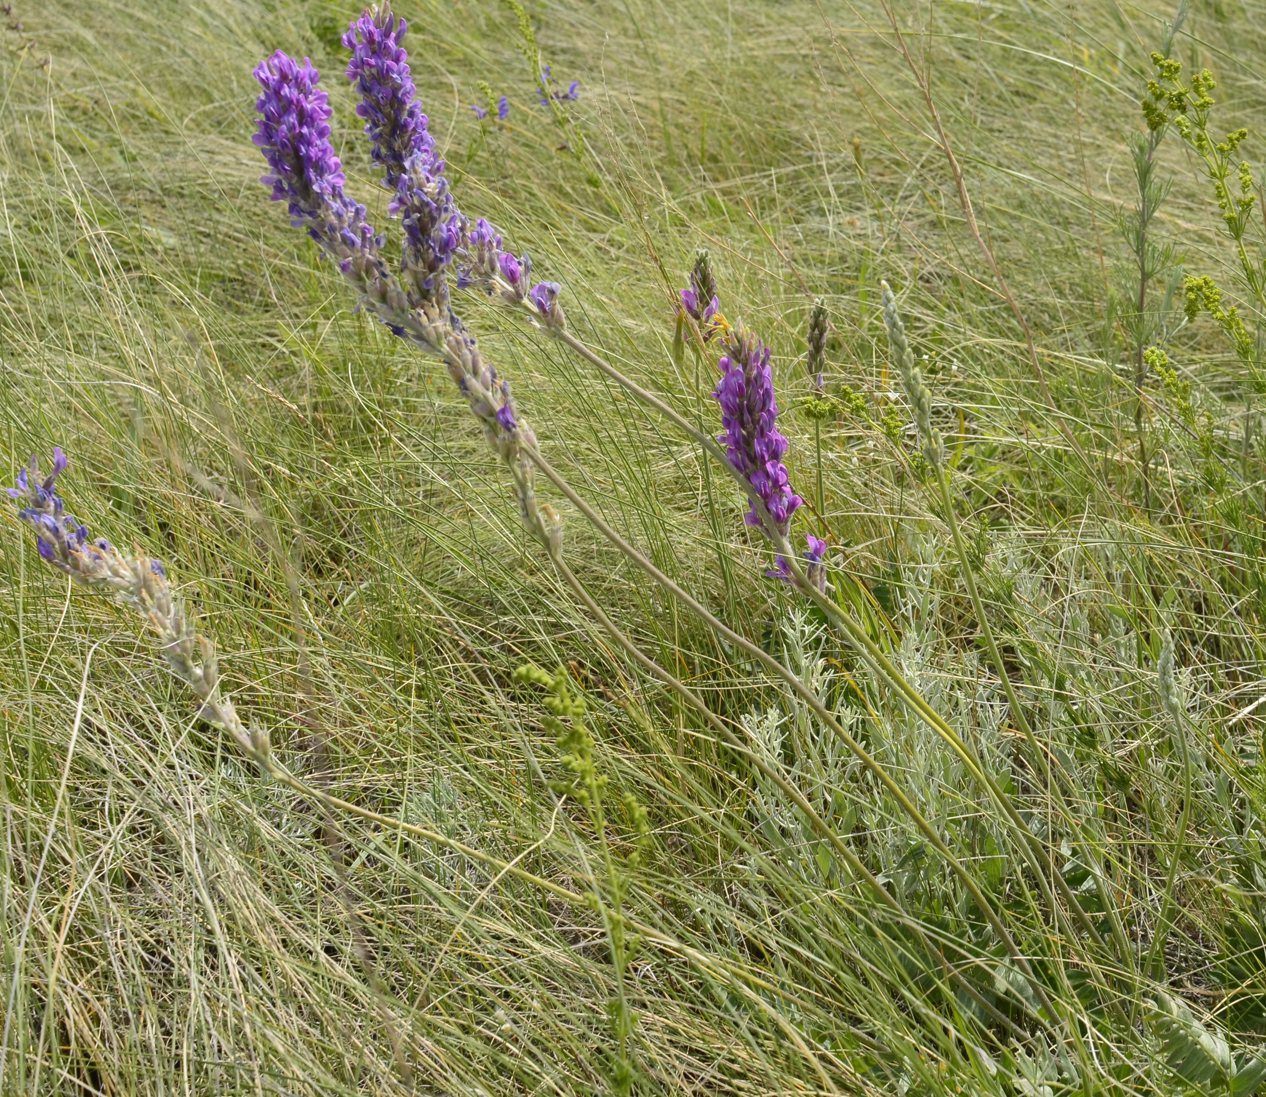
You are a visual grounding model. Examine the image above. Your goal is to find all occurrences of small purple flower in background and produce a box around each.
[537,64,580,106]
[680,287,722,335]
[472,94,511,123]
[715,328,802,536]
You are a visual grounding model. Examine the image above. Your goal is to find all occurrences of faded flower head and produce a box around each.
[679,251,726,340]
[715,327,802,536]
[805,298,829,394]
[9,449,263,759]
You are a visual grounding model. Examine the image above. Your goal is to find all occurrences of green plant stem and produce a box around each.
[523,309,1106,961]
[521,441,1065,1027]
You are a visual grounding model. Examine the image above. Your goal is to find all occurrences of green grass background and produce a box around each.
[3,0,1266,1093]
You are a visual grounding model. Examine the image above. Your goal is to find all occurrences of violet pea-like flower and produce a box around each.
[714,328,802,537]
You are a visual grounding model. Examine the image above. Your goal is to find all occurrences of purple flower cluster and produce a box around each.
[9,447,91,564]
[8,449,166,578]
[680,261,829,590]
[715,329,802,536]
[537,65,580,105]
[342,8,430,188]
[253,51,383,277]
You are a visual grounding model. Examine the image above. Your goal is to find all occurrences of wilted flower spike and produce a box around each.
[806,299,829,388]
[9,450,265,761]
[881,281,945,470]
[714,327,802,536]
[691,251,718,309]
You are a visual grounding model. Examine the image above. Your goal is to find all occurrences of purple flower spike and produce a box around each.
[343,4,431,190]
[714,328,802,536]
[253,51,383,272]
[497,96,510,120]
[343,4,465,307]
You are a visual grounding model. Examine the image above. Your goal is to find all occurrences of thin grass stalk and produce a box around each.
[504,292,1110,975]
[520,440,1066,1027]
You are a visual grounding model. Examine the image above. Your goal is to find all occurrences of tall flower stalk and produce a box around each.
[253,27,559,556]
[8,450,265,761]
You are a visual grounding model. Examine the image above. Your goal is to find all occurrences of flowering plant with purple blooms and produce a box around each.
[678,259,828,591]
[254,3,820,593]
[8,450,265,760]
[253,3,566,553]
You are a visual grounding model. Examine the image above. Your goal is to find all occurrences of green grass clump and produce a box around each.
[4,0,1266,1093]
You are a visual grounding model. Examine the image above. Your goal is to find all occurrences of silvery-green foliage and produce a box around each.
[742,609,855,880]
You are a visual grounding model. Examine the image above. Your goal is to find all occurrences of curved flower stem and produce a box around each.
[502,298,1109,961]
[520,440,1064,1026]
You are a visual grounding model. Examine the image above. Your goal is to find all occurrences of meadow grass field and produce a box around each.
[3,0,1266,1092]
